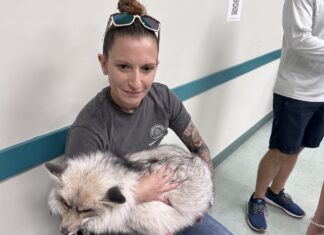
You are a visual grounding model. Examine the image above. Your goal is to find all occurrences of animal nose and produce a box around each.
[60,226,79,235]
[60,226,70,235]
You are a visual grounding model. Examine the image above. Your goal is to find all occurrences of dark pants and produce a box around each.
[177,213,233,235]
[269,93,324,154]
[83,213,233,235]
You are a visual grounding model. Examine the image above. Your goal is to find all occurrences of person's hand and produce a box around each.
[135,164,180,205]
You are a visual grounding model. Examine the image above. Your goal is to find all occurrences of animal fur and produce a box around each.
[45,144,213,235]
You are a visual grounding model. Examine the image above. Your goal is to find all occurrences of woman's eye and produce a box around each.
[117,64,130,70]
[142,65,155,72]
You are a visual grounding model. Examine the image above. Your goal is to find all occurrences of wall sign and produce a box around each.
[227,0,243,21]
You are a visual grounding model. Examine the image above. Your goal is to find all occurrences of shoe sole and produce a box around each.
[246,203,267,233]
[264,197,305,218]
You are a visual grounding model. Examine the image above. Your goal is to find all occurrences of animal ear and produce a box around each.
[44,162,66,180]
[105,186,126,204]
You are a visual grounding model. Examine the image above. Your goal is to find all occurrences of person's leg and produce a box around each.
[263,152,305,218]
[253,95,308,199]
[248,148,305,232]
[307,183,324,235]
[247,94,313,232]
[254,149,287,199]
[270,148,302,194]
[177,213,233,235]
[247,149,302,232]
[265,103,323,219]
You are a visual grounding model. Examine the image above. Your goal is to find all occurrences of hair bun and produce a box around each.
[118,0,147,15]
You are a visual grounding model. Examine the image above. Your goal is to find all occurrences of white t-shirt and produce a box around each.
[274,0,324,102]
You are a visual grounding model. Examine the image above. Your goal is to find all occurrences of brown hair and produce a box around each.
[118,0,146,15]
[103,0,159,58]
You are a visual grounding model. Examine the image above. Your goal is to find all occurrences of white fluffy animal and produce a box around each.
[45,144,213,235]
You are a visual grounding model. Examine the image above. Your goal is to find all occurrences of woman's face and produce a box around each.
[98,35,158,113]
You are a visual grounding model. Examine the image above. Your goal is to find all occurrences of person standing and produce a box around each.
[247,0,324,232]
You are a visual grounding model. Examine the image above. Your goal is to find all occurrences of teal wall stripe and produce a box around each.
[174,49,281,101]
[0,127,69,181]
[0,49,281,182]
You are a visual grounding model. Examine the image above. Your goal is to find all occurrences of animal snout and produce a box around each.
[60,226,78,235]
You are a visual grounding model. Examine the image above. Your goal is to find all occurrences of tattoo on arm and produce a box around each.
[181,121,213,172]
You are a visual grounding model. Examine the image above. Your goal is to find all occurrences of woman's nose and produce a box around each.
[128,70,141,90]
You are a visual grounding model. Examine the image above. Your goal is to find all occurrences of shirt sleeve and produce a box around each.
[283,0,324,63]
[162,86,191,136]
[65,125,104,158]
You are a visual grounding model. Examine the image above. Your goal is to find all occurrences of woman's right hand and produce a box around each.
[135,164,180,205]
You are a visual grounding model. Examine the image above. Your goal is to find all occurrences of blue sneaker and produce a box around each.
[265,187,305,218]
[247,194,267,233]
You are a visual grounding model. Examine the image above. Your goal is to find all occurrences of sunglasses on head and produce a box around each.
[108,12,160,35]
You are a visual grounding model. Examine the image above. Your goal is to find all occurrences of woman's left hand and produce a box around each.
[135,164,180,204]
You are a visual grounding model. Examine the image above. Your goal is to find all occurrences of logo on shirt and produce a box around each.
[150,124,167,140]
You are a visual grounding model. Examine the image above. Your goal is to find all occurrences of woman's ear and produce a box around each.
[98,53,109,75]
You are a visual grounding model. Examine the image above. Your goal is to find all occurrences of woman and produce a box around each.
[65,0,232,234]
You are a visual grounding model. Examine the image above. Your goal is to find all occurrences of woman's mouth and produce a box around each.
[123,90,142,97]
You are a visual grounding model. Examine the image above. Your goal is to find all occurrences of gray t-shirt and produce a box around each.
[65,82,191,158]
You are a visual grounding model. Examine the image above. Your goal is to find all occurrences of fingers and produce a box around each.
[137,164,181,204]
[157,164,175,179]
[160,183,179,194]
[143,171,150,176]
[162,169,175,182]
[156,164,182,191]
[157,194,170,205]
[157,164,168,177]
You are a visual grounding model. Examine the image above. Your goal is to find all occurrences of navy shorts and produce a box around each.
[269,93,324,154]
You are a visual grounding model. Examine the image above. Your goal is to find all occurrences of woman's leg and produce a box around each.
[177,213,233,235]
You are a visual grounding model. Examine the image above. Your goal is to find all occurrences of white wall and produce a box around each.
[0,0,282,149]
[0,0,283,234]
[0,158,62,234]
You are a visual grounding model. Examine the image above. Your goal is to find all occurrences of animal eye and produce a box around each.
[60,198,70,209]
[77,208,93,213]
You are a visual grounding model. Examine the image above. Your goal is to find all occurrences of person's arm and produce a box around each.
[180,120,213,173]
[284,0,324,62]
[135,121,213,205]
[307,182,324,235]
[180,120,214,210]
[135,84,212,204]
[156,84,213,171]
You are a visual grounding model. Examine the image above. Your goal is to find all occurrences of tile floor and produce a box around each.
[210,120,324,235]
